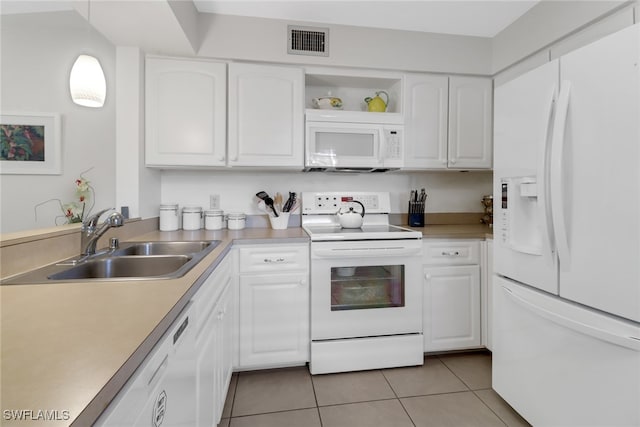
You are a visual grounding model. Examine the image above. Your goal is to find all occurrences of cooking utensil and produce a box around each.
[283,192,297,212]
[336,200,365,228]
[256,191,279,217]
[274,192,283,212]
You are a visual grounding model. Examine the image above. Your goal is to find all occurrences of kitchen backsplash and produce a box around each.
[160,170,493,216]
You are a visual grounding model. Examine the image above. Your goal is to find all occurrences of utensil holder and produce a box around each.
[268,212,290,230]
[408,202,425,227]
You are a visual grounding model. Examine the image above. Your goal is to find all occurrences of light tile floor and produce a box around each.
[218,351,531,427]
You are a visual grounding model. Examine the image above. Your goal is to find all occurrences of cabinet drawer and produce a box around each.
[239,244,309,273]
[423,240,480,265]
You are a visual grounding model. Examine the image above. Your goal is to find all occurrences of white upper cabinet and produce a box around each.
[403,74,449,169]
[448,76,493,169]
[145,56,227,167]
[228,63,304,168]
[403,74,492,170]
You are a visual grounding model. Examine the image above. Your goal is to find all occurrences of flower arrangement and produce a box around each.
[34,168,95,225]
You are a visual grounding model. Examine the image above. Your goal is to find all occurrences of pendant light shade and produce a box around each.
[70,54,106,108]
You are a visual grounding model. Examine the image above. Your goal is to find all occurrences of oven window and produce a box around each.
[331,265,404,311]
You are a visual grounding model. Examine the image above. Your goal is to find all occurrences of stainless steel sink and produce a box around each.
[48,255,193,280]
[1,240,221,285]
[112,241,213,256]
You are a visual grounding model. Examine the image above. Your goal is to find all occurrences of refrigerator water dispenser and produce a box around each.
[500,177,542,256]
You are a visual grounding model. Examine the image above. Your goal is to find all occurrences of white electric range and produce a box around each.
[301,192,424,374]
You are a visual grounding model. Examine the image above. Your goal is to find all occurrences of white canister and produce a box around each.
[159,203,179,231]
[204,209,224,230]
[182,206,203,230]
[226,212,246,230]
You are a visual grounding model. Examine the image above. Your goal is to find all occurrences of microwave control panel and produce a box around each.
[384,129,402,160]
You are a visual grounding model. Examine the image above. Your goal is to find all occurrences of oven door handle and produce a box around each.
[313,246,421,258]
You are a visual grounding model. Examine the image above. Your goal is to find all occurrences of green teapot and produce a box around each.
[364,90,389,112]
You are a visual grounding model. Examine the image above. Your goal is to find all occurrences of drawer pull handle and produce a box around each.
[441,251,460,256]
[263,257,285,263]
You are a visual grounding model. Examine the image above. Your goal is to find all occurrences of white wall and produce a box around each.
[197,14,493,76]
[492,1,627,73]
[115,47,161,220]
[160,170,492,216]
[493,1,637,86]
[0,11,117,233]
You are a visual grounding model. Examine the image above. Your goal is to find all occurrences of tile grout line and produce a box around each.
[380,368,417,427]
[227,372,240,422]
[436,355,474,391]
[471,389,509,427]
[437,354,512,427]
[308,365,325,427]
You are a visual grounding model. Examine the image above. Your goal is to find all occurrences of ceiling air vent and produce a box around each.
[288,25,329,57]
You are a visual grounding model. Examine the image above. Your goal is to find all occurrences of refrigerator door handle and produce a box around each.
[540,88,557,263]
[549,81,571,269]
[502,285,640,351]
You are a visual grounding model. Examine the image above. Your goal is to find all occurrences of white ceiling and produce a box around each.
[192,0,540,38]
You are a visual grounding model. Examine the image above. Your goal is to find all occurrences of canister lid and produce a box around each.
[205,209,224,216]
[226,212,246,220]
[182,205,202,213]
[160,203,179,210]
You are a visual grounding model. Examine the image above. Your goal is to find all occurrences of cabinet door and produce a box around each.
[424,265,481,351]
[195,307,220,427]
[403,74,449,169]
[194,258,233,427]
[448,76,493,169]
[228,63,304,167]
[239,273,309,368]
[145,57,227,167]
[216,283,233,424]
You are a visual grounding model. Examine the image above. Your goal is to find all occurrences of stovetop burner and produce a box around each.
[301,192,422,241]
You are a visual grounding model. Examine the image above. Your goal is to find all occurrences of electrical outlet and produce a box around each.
[210,194,220,209]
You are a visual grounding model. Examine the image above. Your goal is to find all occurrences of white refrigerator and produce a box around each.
[493,23,640,426]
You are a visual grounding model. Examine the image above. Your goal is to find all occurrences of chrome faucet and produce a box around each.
[80,208,125,256]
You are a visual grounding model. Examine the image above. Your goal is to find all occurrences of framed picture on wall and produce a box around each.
[0,112,61,175]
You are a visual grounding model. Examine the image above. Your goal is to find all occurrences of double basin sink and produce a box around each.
[2,241,221,285]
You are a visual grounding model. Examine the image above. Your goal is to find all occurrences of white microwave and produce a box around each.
[305,111,404,172]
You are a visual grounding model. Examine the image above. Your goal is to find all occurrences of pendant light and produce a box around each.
[69,0,106,108]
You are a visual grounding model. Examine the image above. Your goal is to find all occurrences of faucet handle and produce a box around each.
[82,208,112,228]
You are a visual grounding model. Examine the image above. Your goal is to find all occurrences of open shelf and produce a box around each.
[305,70,403,114]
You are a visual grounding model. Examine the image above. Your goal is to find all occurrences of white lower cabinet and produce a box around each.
[193,256,233,427]
[237,244,309,369]
[95,304,197,427]
[423,240,482,352]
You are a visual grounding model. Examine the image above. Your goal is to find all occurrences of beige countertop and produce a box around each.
[410,224,493,240]
[0,224,489,426]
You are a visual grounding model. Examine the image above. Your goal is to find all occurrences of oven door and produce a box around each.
[310,239,423,340]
